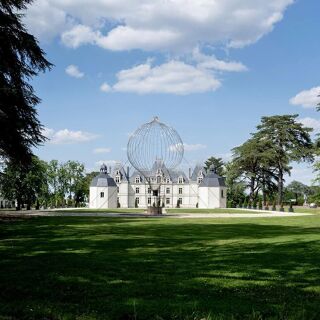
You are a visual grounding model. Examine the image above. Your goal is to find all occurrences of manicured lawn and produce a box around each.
[54,208,145,214]
[167,208,261,214]
[0,216,320,319]
[290,207,320,214]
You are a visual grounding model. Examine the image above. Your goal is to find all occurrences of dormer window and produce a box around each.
[115,170,120,175]
[115,176,120,183]
[166,178,170,183]
[178,177,184,184]
[197,177,203,184]
[157,176,161,183]
[135,176,141,183]
[199,171,203,177]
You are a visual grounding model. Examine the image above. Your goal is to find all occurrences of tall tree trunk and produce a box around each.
[250,177,255,201]
[16,199,21,211]
[277,167,283,205]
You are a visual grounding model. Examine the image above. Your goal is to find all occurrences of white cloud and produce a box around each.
[65,65,84,78]
[93,147,112,154]
[184,143,207,151]
[299,117,320,133]
[100,82,112,92]
[290,86,320,108]
[25,0,293,52]
[112,60,220,94]
[42,127,55,139]
[193,48,248,72]
[61,24,98,48]
[170,143,207,152]
[24,0,68,41]
[95,160,119,169]
[43,127,98,144]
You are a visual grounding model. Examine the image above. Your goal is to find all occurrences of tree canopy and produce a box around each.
[204,157,225,176]
[255,114,314,204]
[0,0,52,163]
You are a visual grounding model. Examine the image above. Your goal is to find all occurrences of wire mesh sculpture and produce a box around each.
[127,116,184,213]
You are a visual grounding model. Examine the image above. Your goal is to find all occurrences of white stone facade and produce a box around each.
[89,163,227,209]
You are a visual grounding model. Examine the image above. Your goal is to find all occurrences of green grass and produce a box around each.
[53,208,145,214]
[0,216,320,320]
[289,207,320,214]
[167,208,261,214]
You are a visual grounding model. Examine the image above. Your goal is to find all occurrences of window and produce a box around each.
[136,187,140,194]
[197,177,203,184]
[221,189,224,198]
[148,188,151,194]
[117,187,119,192]
[178,187,183,194]
[166,187,170,194]
[100,192,104,198]
[178,177,183,184]
[147,197,151,205]
[166,178,170,183]
[115,170,120,175]
[157,176,161,183]
[166,198,170,204]
[135,197,140,204]
[135,176,140,183]
[179,197,183,204]
[115,176,120,183]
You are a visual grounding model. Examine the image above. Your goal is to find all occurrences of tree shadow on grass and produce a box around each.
[0,217,320,319]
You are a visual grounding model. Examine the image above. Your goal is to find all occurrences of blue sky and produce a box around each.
[26,0,320,184]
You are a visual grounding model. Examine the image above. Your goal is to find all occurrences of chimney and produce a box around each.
[189,168,191,179]
[127,166,130,179]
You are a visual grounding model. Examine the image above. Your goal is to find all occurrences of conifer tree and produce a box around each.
[0,0,52,163]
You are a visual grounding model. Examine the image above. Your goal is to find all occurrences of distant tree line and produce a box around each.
[0,157,96,210]
[206,114,320,208]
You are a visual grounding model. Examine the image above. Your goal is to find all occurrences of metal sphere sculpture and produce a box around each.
[127,116,184,191]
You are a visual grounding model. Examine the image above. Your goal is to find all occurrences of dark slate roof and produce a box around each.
[129,170,145,183]
[199,170,226,188]
[190,164,205,181]
[90,172,117,187]
[111,163,129,182]
[128,162,190,184]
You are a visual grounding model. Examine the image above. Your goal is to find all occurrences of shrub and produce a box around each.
[253,199,257,209]
[288,202,294,212]
[279,202,284,212]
